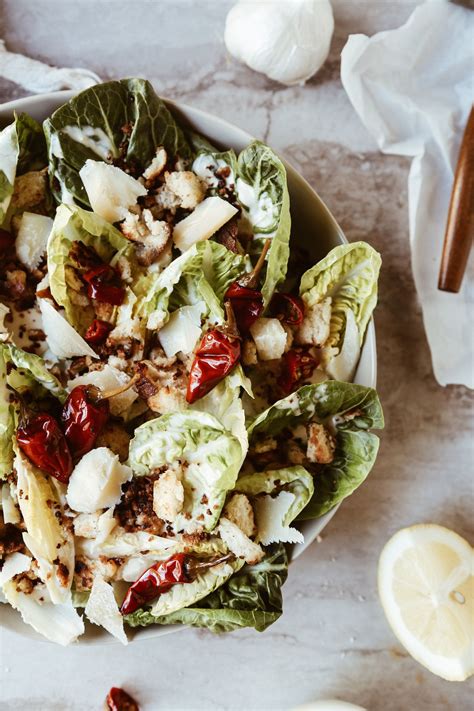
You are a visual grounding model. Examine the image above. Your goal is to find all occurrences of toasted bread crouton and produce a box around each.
[306,422,336,464]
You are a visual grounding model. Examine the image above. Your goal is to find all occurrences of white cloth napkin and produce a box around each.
[341,0,474,388]
[0,40,99,93]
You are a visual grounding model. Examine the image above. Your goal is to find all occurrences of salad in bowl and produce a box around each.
[0,79,383,645]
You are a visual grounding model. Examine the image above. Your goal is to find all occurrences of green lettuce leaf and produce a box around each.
[43,78,192,207]
[47,203,134,333]
[0,344,66,479]
[199,240,250,302]
[299,242,381,379]
[236,141,291,306]
[0,112,47,226]
[127,411,243,531]
[236,466,314,525]
[125,544,287,633]
[247,381,383,518]
[298,428,380,519]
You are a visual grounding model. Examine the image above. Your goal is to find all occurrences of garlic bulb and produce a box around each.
[224,0,334,86]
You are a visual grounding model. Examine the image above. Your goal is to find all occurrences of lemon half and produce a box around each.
[378,524,473,681]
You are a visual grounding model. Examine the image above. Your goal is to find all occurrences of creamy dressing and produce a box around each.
[192,153,235,189]
[62,125,116,161]
[56,176,76,205]
[49,133,64,159]
[236,177,278,236]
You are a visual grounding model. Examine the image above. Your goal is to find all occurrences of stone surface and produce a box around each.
[0,1,472,710]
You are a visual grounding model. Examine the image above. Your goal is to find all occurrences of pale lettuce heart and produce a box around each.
[15,453,74,603]
[299,241,381,378]
[128,412,242,532]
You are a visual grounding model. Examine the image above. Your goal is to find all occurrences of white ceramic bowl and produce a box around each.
[0,92,377,643]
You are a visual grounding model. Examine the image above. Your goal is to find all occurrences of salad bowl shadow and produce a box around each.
[0,92,376,644]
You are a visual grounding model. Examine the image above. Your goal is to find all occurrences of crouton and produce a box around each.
[296,298,332,347]
[165,171,206,210]
[242,338,258,366]
[143,146,167,181]
[249,317,288,361]
[10,169,48,212]
[224,494,256,538]
[153,468,184,522]
[218,517,264,565]
[306,422,336,464]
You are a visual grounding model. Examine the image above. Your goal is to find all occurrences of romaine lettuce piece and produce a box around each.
[47,203,134,333]
[236,465,314,525]
[247,381,384,518]
[0,112,47,227]
[236,141,291,305]
[15,452,75,603]
[199,240,251,302]
[128,411,243,532]
[44,78,192,207]
[125,544,287,633]
[299,242,381,381]
[0,344,66,479]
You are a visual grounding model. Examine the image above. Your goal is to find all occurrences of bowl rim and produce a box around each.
[0,89,377,645]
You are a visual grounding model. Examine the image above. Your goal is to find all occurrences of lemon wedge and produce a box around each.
[378,524,473,681]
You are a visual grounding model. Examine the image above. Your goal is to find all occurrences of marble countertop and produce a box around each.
[0,1,472,709]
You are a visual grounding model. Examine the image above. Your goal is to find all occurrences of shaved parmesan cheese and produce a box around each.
[79,160,147,223]
[39,299,98,359]
[254,491,304,545]
[173,196,238,253]
[0,552,31,586]
[158,302,205,357]
[218,517,263,564]
[15,212,53,270]
[325,309,361,382]
[77,528,177,559]
[66,448,132,513]
[1,483,20,524]
[2,582,84,646]
[67,364,137,417]
[85,576,128,645]
[97,508,118,546]
[250,317,287,361]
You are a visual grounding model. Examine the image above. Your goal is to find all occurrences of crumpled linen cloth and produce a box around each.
[341,0,474,388]
[0,40,99,93]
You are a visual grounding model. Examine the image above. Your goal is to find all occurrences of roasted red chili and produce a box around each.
[224,239,271,334]
[186,329,240,403]
[224,282,263,333]
[61,385,110,458]
[270,293,305,326]
[16,413,73,483]
[120,553,233,616]
[106,687,139,711]
[84,318,114,345]
[278,347,317,395]
[82,264,125,305]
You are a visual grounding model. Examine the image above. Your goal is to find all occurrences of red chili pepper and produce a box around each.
[106,687,139,711]
[0,228,15,251]
[120,553,233,616]
[224,239,271,334]
[278,347,317,395]
[186,323,241,404]
[16,413,73,483]
[84,319,114,345]
[61,385,109,458]
[82,264,125,305]
[270,293,305,326]
[224,282,263,333]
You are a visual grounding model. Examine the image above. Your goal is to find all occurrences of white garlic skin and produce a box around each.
[224,0,335,86]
